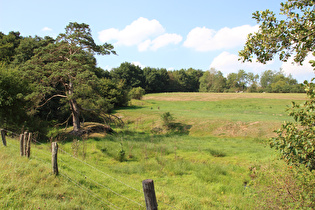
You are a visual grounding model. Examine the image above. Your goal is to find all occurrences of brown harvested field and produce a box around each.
[143,92,307,101]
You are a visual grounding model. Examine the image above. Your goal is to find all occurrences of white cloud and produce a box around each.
[210,51,274,75]
[138,39,152,52]
[281,54,315,81]
[210,51,315,82]
[98,17,182,51]
[138,33,182,51]
[98,28,119,43]
[131,61,146,69]
[150,33,182,51]
[41,27,52,31]
[183,25,259,51]
[98,17,165,46]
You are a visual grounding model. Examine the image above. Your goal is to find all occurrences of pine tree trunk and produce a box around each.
[70,99,80,132]
[68,80,80,132]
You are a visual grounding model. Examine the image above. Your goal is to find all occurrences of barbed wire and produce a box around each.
[0,127,20,137]
[58,158,145,208]
[2,128,178,209]
[33,139,44,145]
[27,147,121,209]
[59,172,119,210]
[157,198,179,209]
[31,151,53,169]
[58,147,142,193]
[2,138,121,209]
[23,140,144,208]
[58,150,177,209]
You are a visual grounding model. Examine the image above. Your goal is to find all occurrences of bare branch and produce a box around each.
[37,94,67,108]
[76,104,101,112]
[54,115,72,128]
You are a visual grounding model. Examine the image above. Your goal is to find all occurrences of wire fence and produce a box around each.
[0,128,178,209]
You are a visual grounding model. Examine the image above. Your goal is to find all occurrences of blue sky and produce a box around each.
[1,0,314,82]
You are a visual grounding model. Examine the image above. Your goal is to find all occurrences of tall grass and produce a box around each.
[0,139,108,209]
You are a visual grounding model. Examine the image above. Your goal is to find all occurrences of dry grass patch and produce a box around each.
[143,92,307,102]
[212,121,279,138]
[189,119,282,138]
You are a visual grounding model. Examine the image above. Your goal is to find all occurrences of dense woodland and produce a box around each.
[0,26,306,136]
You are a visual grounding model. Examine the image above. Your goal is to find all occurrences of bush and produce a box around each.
[129,87,145,100]
[270,80,315,171]
[161,112,175,130]
[117,143,126,162]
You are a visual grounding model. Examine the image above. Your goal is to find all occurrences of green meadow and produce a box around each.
[1,93,312,209]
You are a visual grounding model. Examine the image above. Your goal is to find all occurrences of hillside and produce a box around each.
[1,93,313,209]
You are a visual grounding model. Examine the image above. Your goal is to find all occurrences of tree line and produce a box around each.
[0,22,305,137]
[110,62,304,93]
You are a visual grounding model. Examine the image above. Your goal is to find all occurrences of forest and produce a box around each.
[0,25,305,137]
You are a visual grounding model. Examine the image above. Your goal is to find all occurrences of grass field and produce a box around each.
[0,93,312,209]
[119,92,306,137]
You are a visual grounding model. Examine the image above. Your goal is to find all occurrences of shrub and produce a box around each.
[129,87,145,100]
[161,112,175,130]
[270,81,315,171]
[117,143,126,162]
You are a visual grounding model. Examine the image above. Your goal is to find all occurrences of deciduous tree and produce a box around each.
[110,62,144,90]
[239,0,315,170]
[199,68,226,92]
[0,66,30,130]
[239,0,315,65]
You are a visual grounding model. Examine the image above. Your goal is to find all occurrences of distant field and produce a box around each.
[143,92,307,101]
[119,92,306,138]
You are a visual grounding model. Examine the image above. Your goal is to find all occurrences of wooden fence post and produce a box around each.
[26,132,32,158]
[52,142,59,175]
[20,134,24,156]
[142,179,158,210]
[23,132,28,155]
[1,129,7,146]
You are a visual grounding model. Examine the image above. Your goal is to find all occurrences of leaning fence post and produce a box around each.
[52,142,59,175]
[20,134,24,156]
[142,179,158,210]
[1,129,7,146]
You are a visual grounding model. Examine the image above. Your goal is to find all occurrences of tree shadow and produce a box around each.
[111,105,145,113]
[165,123,192,135]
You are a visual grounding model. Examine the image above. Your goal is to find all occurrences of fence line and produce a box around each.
[32,139,44,145]
[3,131,178,209]
[0,128,20,138]
[5,139,122,209]
[58,158,145,208]
[30,151,119,209]
[58,147,142,193]
[12,139,144,208]
[59,172,119,210]
[13,136,138,192]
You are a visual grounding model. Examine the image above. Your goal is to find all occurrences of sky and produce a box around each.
[0,0,314,82]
